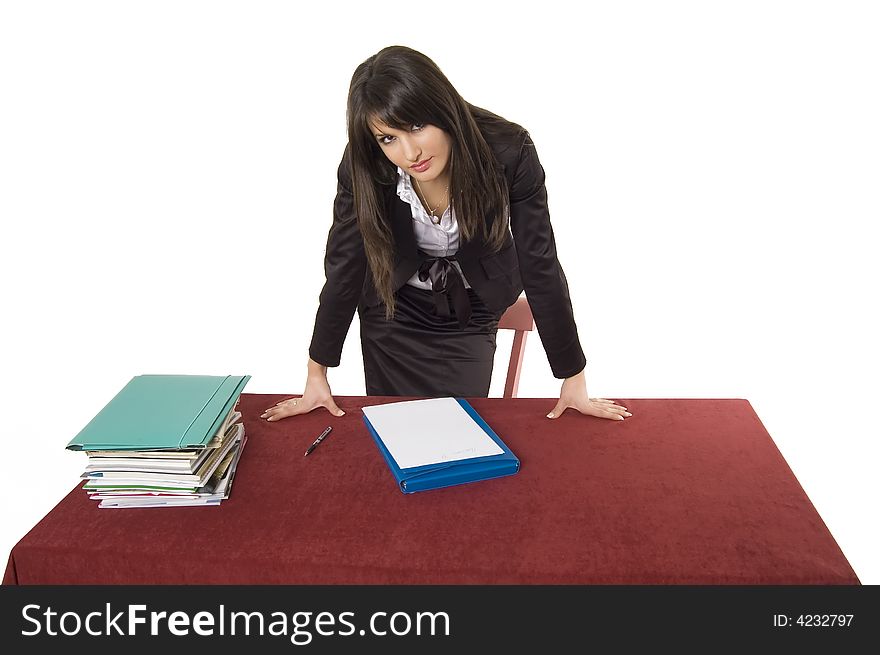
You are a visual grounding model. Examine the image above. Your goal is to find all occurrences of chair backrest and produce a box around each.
[497,296,535,398]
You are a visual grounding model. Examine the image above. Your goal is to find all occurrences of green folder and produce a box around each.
[66,374,251,451]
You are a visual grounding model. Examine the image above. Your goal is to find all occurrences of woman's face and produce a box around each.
[369,118,452,183]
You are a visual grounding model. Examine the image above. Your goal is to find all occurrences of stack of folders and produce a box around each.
[66,374,251,508]
[362,397,520,494]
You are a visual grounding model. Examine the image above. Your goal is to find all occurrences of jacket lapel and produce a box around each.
[387,189,421,289]
[456,162,507,261]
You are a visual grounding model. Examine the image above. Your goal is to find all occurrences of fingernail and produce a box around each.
[547,413,554,418]
[617,415,624,420]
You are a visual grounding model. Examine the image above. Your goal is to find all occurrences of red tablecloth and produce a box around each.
[3,395,859,584]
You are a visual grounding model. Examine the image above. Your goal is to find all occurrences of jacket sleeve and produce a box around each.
[509,132,587,379]
[308,143,368,367]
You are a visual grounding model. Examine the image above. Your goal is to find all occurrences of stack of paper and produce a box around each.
[66,374,251,508]
[81,411,246,507]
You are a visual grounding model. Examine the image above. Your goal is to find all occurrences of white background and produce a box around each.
[1,1,877,583]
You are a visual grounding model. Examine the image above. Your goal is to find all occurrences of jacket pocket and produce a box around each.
[480,243,519,279]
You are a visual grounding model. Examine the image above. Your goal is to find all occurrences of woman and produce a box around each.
[262,46,630,423]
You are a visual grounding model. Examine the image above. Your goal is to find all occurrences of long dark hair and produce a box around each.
[346,45,513,318]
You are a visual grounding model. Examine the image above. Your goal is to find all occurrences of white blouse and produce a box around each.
[396,166,472,290]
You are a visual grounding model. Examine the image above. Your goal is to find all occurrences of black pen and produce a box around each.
[304,426,333,457]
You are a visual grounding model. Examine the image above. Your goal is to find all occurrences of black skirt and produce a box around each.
[358,283,504,397]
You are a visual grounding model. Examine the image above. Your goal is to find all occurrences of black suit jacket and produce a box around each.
[308,122,586,379]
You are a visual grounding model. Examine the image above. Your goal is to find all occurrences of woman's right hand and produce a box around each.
[260,359,345,421]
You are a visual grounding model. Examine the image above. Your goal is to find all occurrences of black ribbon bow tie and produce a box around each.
[416,251,472,329]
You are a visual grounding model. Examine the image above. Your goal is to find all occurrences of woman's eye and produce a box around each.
[379,124,424,145]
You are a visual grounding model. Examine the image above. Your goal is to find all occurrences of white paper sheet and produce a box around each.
[362,397,503,469]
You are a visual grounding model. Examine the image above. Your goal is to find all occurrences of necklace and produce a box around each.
[413,175,449,225]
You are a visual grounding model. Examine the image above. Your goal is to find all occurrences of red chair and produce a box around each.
[497,296,535,398]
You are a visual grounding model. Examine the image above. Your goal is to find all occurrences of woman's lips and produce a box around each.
[411,158,432,172]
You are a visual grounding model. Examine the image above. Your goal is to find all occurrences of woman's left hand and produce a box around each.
[546,370,631,421]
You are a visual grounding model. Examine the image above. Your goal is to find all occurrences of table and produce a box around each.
[3,395,859,584]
